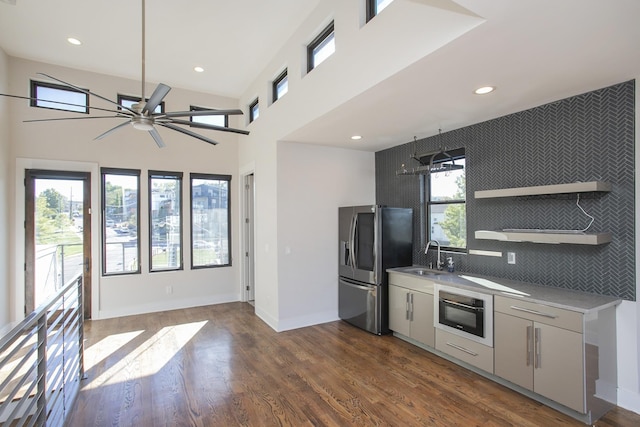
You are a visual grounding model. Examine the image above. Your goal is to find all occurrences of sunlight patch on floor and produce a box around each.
[82,321,207,390]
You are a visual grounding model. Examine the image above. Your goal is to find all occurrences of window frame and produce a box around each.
[190,173,232,269]
[425,148,467,252]
[30,80,89,114]
[366,0,394,22]
[272,69,288,103]
[117,94,165,113]
[249,98,259,123]
[189,105,229,128]
[101,167,141,276]
[307,21,335,73]
[148,170,184,273]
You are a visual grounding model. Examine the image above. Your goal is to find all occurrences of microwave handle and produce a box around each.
[442,298,483,311]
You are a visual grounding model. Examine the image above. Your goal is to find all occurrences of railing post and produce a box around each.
[36,313,48,427]
[78,276,86,380]
[60,244,65,289]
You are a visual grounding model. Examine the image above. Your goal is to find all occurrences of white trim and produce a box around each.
[14,158,100,321]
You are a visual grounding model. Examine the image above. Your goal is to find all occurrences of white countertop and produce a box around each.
[387,266,622,314]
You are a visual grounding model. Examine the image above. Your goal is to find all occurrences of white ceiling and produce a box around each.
[0,0,320,98]
[1,0,639,152]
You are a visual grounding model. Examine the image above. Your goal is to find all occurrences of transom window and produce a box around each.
[149,171,183,272]
[30,80,89,113]
[249,98,259,123]
[273,69,288,103]
[117,94,164,113]
[190,106,228,128]
[190,173,231,268]
[366,0,394,22]
[425,148,466,251]
[307,21,335,72]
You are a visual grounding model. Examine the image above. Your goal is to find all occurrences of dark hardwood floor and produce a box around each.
[67,302,639,426]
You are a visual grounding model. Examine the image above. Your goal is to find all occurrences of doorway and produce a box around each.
[243,173,255,304]
[25,170,92,318]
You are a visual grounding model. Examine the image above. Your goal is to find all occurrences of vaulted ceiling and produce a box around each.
[1,0,639,152]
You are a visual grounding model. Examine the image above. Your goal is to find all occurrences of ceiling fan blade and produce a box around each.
[37,72,137,114]
[168,118,250,135]
[0,93,131,115]
[160,109,244,118]
[142,83,171,115]
[158,123,219,146]
[24,115,129,123]
[94,120,131,141]
[148,127,166,148]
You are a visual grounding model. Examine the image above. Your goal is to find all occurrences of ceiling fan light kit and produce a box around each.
[0,0,249,148]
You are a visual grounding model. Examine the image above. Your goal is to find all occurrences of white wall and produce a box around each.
[237,0,479,331]
[0,47,10,328]
[616,75,640,413]
[276,142,374,330]
[7,57,243,320]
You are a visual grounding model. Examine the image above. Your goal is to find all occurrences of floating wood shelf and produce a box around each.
[474,181,611,199]
[474,230,612,245]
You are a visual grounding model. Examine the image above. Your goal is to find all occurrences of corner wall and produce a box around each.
[0,47,9,328]
[7,57,243,321]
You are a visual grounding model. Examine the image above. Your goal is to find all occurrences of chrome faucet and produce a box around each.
[425,240,443,270]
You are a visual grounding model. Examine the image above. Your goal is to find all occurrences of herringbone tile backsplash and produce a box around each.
[376,80,635,300]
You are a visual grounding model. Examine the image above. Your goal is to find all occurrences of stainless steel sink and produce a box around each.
[401,267,444,277]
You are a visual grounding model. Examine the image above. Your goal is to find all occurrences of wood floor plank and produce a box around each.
[66,302,639,426]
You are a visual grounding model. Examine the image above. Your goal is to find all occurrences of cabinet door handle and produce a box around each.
[409,293,414,321]
[534,327,541,369]
[526,325,533,366]
[405,293,410,320]
[446,342,478,356]
[510,305,557,319]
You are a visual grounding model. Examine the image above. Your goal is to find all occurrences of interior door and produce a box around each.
[25,170,92,318]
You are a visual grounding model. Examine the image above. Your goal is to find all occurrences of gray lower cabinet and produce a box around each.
[388,282,434,348]
[494,311,584,413]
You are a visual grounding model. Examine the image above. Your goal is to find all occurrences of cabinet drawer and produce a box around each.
[436,329,494,373]
[388,273,435,294]
[494,296,583,333]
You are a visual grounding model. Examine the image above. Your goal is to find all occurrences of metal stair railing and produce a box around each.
[0,274,84,427]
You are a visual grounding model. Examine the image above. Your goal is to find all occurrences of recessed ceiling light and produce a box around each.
[67,37,82,46]
[474,86,495,95]
[194,66,204,73]
[351,135,362,140]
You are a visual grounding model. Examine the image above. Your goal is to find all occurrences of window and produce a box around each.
[272,69,288,102]
[30,80,89,113]
[190,173,231,268]
[149,171,183,272]
[249,98,259,123]
[366,0,394,22]
[117,94,164,113]
[190,106,228,128]
[307,21,335,72]
[102,168,141,275]
[426,149,466,251]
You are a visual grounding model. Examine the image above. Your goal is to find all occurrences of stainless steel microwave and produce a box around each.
[435,284,494,347]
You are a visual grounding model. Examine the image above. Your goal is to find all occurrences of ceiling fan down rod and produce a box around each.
[141,0,146,104]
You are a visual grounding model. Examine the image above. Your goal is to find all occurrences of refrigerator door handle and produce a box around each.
[349,214,357,270]
[339,278,375,291]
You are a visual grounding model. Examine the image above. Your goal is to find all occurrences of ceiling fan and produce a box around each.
[0,0,249,148]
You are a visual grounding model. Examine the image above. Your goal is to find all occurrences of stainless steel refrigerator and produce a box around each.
[338,205,413,334]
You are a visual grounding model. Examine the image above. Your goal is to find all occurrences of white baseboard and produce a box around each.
[618,387,640,415]
[96,293,239,319]
[275,311,339,332]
